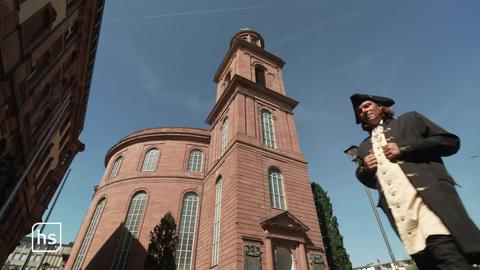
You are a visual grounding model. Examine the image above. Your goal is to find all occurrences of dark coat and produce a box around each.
[355,111,480,261]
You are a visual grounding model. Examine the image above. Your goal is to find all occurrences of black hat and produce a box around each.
[350,93,395,124]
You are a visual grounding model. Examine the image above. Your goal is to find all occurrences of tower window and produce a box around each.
[72,198,106,270]
[109,156,123,179]
[221,118,229,154]
[141,148,160,171]
[261,110,276,149]
[269,169,286,210]
[250,36,259,46]
[255,66,266,87]
[211,177,223,266]
[225,71,231,85]
[112,191,148,270]
[176,193,199,270]
[187,149,203,172]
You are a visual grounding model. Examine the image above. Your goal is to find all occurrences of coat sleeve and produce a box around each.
[395,111,460,158]
[355,139,378,189]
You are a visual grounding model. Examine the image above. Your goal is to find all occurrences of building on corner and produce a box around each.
[0,0,104,264]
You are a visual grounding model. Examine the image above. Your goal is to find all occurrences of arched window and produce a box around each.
[261,110,276,149]
[225,71,231,85]
[72,198,106,270]
[112,191,148,270]
[110,156,123,179]
[176,193,199,270]
[269,169,286,210]
[211,177,222,266]
[255,65,266,87]
[187,149,203,172]
[221,118,229,154]
[141,148,160,171]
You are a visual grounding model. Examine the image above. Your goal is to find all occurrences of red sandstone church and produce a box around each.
[65,29,329,270]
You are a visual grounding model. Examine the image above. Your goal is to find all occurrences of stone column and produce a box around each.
[265,231,274,270]
[297,242,309,270]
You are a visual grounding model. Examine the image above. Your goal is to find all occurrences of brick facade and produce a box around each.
[66,29,328,270]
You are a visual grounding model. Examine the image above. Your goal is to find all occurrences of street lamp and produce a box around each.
[343,145,398,269]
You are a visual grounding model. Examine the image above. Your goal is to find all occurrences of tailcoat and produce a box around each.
[355,111,480,261]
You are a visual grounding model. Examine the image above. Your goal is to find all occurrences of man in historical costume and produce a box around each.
[350,93,480,269]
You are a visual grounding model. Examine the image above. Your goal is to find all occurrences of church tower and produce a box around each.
[196,28,328,270]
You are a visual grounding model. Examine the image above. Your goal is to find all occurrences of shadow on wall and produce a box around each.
[84,223,147,270]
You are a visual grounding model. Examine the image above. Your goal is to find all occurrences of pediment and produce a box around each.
[261,211,310,233]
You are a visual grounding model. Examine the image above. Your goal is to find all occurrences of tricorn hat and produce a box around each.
[350,93,395,124]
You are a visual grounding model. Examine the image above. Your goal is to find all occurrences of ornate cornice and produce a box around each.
[206,75,298,125]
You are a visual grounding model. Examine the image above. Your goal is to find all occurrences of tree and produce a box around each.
[311,182,352,270]
[144,212,177,270]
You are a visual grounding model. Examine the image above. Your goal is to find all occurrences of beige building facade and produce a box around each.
[66,29,328,270]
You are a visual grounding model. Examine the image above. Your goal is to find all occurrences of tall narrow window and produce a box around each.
[261,110,276,149]
[110,156,123,179]
[187,149,203,172]
[141,148,159,171]
[111,191,148,270]
[221,119,229,154]
[72,198,106,270]
[255,66,266,87]
[269,169,286,210]
[225,71,231,85]
[211,177,222,266]
[176,193,199,270]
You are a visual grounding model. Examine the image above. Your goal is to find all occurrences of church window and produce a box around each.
[211,177,223,266]
[221,118,229,154]
[109,156,123,179]
[269,169,286,210]
[250,36,259,46]
[176,193,199,270]
[72,198,106,270]
[255,65,266,87]
[141,148,159,171]
[187,149,203,172]
[225,71,231,85]
[112,191,147,270]
[261,110,276,149]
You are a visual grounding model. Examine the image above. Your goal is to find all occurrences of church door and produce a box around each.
[275,247,295,270]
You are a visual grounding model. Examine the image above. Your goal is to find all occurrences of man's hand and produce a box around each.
[383,143,401,160]
[363,152,378,172]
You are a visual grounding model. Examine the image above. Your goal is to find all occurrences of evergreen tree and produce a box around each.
[144,212,177,270]
[311,182,352,270]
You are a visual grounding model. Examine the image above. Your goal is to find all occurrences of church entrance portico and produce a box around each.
[262,211,313,270]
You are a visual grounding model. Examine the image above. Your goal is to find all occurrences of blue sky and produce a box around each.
[43,0,480,267]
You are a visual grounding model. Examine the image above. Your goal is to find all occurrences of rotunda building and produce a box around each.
[67,127,210,270]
